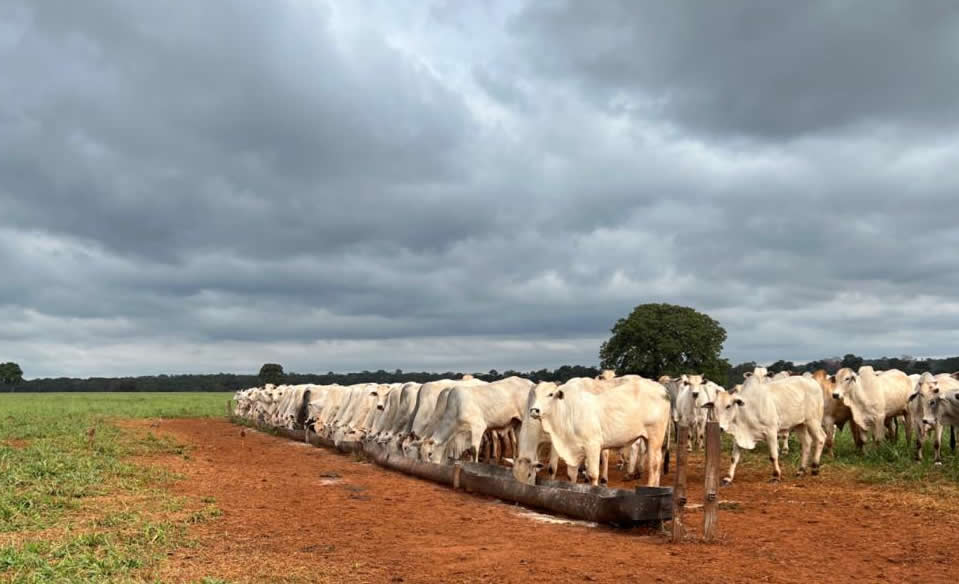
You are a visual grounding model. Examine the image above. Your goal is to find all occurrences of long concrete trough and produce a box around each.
[232,412,672,527]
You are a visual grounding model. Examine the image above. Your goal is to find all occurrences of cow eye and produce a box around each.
[546,393,553,397]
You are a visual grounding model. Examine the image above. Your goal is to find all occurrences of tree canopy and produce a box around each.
[599,303,730,382]
[258,363,285,385]
[1,362,24,390]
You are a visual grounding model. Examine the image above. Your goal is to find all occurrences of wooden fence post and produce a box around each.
[671,425,688,543]
[703,414,721,542]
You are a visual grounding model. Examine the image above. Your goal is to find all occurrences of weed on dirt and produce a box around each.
[0,392,232,583]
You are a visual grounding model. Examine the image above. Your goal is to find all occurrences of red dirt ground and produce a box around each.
[134,419,959,583]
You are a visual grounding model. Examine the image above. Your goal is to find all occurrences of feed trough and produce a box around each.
[457,462,672,526]
[367,447,456,487]
[231,409,672,527]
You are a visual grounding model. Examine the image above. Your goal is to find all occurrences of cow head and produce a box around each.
[831,368,859,401]
[701,390,741,432]
[510,457,544,485]
[528,382,562,420]
[909,373,942,430]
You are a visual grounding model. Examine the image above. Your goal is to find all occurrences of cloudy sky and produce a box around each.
[3,1,959,378]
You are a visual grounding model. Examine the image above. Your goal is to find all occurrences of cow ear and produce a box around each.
[908,392,920,402]
[734,398,745,407]
[828,374,836,383]
[554,390,564,400]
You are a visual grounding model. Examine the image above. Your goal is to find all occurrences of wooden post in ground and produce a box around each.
[671,425,689,543]
[703,412,721,542]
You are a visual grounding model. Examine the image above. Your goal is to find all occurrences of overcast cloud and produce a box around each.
[3,0,959,378]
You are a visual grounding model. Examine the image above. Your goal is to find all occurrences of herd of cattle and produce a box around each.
[232,367,959,487]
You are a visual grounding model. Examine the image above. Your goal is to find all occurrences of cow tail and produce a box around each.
[663,418,672,475]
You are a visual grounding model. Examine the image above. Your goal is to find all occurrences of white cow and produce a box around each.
[674,374,716,451]
[403,378,487,458]
[528,376,671,487]
[931,388,959,461]
[908,373,959,464]
[811,370,863,455]
[705,374,825,484]
[379,382,423,450]
[423,377,533,463]
[832,367,913,443]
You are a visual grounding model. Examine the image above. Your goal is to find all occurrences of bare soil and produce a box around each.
[131,419,959,583]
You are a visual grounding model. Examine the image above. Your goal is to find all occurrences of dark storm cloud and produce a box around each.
[2,0,959,377]
[510,0,959,140]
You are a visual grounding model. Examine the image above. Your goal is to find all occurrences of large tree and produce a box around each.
[258,363,285,385]
[599,303,729,382]
[1,362,24,391]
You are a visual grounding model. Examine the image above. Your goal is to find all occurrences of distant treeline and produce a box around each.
[13,365,604,393]
[12,355,959,392]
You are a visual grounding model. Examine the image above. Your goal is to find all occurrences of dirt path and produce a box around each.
[133,419,958,583]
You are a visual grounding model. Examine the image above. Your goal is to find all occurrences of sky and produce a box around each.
[3,1,959,378]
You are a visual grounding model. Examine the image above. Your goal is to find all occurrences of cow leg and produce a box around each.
[599,449,610,485]
[645,437,663,487]
[625,441,643,480]
[851,422,865,453]
[685,424,694,452]
[951,426,957,453]
[722,442,741,486]
[914,424,924,462]
[584,446,602,486]
[796,427,811,476]
[904,411,913,446]
[781,430,790,455]
[823,416,835,456]
[471,428,485,463]
[548,447,560,479]
[481,433,491,462]
[767,431,782,482]
[806,420,826,475]
[885,417,898,444]
[491,431,501,463]
[934,423,944,466]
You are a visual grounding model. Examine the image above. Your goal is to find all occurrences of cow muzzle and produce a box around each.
[832,392,841,400]
[377,405,384,410]
[528,408,541,420]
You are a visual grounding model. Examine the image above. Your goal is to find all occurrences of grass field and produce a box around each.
[0,392,231,584]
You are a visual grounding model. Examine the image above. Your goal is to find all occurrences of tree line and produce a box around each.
[10,364,604,393]
[7,355,959,393]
